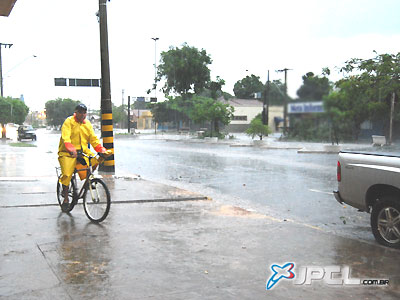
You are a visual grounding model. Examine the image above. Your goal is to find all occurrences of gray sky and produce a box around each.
[1,0,400,111]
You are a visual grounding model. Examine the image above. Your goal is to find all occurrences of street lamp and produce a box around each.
[151,37,159,98]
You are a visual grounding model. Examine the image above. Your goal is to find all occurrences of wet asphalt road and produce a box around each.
[0,129,381,244]
[114,137,373,243]
[1,129,400,299]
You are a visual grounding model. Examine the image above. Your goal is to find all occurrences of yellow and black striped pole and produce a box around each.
[98,0,115,173]
[100,110,115,172]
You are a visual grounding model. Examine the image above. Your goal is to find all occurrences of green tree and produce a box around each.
[267,80,286,105]
[0,96,29,125]
[246,115,271,140]
[0,96,29,139]
[296,72,332,100]
[197,76,233,100]
[324,78,370,142]
[325,51,400,141]
[189,96,234,135]
[208,76,225,100]
[112,104,127,127]
[155,43,212,97]
[149,101,180,124]
[286,115,330,142]
[45,98,80,127]
[233,74,263,99]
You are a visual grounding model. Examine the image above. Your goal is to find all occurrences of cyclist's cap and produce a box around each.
[75,103,87,113]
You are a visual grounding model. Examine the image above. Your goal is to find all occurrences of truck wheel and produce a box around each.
[371,196,400,249]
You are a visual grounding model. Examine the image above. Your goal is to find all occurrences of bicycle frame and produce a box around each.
[71,153,101,203]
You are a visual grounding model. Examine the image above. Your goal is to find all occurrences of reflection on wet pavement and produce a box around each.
[56,214,110,285]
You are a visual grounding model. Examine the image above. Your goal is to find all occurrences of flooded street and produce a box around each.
[0,130,378,243]
[114,137,372,243]
[1,130,399,299]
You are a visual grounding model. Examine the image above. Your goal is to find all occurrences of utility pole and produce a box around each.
[151,37,159,98]
[277,68,292,133]
[98,0,114,173]
[0,43,13,97]
[262,70,270,127]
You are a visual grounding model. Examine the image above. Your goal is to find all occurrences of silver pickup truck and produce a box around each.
[334,151,400,249]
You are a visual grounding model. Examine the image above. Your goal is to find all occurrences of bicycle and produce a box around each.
[56,151,111,223]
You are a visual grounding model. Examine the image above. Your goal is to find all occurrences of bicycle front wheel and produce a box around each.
[83,178,111,222]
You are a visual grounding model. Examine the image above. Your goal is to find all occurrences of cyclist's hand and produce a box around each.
[104,149,113,157]
[65,142,77,158]
[98,149,112,158]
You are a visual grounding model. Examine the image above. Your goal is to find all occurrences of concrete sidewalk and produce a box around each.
[0,175,399,299]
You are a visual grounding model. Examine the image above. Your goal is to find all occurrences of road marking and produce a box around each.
[309,189,333,195]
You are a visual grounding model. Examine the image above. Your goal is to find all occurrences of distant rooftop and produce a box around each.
[219,98,263,107]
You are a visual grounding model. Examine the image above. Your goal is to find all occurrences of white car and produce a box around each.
[334,151,400,249]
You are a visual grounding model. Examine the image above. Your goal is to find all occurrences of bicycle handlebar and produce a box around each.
[76,150,96,158]
[76,150,107,160]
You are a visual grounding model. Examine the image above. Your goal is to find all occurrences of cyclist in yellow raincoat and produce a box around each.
[58,104,111,212]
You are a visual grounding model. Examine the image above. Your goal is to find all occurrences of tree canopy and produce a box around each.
[296,72,331,100]
[188,96,234,134]
[267,80,286,105]
[112,104,127,127]
[324,51,400,141]
[45,98,80,126]
[149,95,234,135]
[246,114,271,140]
[150,101,178,124]
[233,74,263,99]
[155,43,212,97]
[0,96,29,125]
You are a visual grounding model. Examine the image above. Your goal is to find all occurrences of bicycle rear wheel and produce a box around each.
[57,177,76,212]
[83,178,111,222]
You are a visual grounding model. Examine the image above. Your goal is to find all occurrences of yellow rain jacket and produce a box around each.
[58,115,104,186]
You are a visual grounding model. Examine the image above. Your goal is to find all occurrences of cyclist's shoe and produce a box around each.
[61,202,70,213]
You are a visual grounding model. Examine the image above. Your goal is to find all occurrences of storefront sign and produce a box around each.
[288,101,324,114]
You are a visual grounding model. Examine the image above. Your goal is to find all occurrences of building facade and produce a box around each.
[220,99,284,133]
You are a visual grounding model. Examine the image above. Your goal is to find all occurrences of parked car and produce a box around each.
[17,125,37,141]
[334,151,400,249]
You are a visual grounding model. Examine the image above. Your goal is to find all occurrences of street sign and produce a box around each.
[54,78,101,87]
[54,78,67,86]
